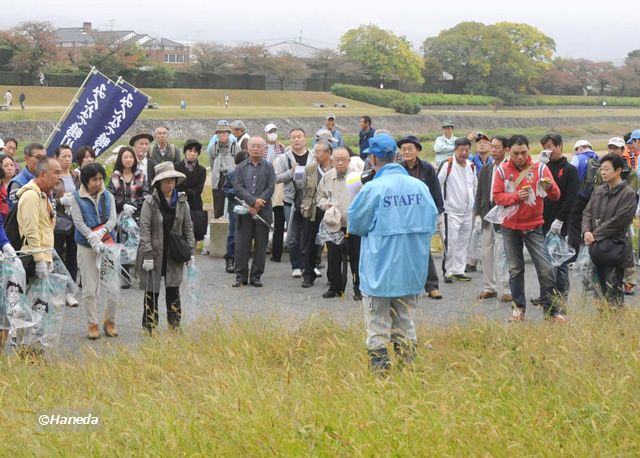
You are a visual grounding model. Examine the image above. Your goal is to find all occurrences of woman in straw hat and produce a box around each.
[136,162,195,334]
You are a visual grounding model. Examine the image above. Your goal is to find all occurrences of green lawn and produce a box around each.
[1,310,639,455]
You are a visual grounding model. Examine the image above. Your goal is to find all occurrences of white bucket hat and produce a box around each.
[151,161,186,186]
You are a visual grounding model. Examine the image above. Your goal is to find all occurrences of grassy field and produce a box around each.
[0,310,639,455]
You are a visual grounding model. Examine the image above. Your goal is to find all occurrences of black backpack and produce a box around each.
[578,156,601,199]
[3,192,36,276]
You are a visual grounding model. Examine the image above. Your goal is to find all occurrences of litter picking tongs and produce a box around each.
[234,196,274,231]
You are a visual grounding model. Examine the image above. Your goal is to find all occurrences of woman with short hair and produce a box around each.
[69,163,119,340]
[0,154,15,220]
[176,139,206,242]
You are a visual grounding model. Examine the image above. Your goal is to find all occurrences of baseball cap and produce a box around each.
[475,132,490,142]
[442,120,454,128]
[326,114,335,120]
[630,129,640,140]
[607,137,625,148]
[264,123,277,133]
[368,134,397,158]
[573,139,592,150]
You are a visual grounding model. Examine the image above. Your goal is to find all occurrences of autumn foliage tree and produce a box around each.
[0,21,56,77]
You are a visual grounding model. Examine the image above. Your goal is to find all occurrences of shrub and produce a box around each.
[391,97,421,114]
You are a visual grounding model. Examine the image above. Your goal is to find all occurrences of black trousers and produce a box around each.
[212,173,226,219]
[567,196,589,261]
[143,286,180,329]
[235,214,269,282]
[302,208,324,282]
[425,252,439,292]
[54,230,77,281]
[272,206,285,261]
[326,233,360,294]
[594,264,625,308]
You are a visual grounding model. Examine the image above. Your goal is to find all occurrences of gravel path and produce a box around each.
[52,251,639,357]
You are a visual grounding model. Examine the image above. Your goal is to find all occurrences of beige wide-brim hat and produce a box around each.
[322,205,342,233]
[151,161,186,186]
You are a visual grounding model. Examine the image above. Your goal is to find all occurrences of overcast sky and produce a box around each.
[1,0,636,63]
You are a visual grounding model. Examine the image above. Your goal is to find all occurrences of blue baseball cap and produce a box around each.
[630,130,640,141]
[368,134,397,158]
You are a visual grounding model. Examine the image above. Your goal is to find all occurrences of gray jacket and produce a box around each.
[136,191,195,291]
[210,140,238,190]
[274,148,314,206]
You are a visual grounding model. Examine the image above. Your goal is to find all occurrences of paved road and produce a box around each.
[52,251,639,356]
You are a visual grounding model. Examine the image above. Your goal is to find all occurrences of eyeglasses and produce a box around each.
[333,158,349,163]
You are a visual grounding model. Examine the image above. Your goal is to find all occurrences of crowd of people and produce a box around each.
[1,115,639,372]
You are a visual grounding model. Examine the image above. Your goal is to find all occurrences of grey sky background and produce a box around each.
[2,0,637,63]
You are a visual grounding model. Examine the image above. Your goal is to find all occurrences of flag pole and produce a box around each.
[44,67,97,150]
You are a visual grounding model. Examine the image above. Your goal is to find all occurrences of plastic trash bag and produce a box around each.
[182,263,200,310]
[98,244,122,307]
[317,221,344,245]
[484,205,519,225]
[51,250,80,298]
[118,214,140,265]
[13,273,67,350]
[494,231,510,286]
[573,245,594,297]
[545,232,576,267]
[0,255,27,333]
[467,227,482,261]
[233,205,249,215]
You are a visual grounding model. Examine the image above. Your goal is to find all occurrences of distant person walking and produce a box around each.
[3,90,12,108]
[224,93,230,108]
[19,92,25,110]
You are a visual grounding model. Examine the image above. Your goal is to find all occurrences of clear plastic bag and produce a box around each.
[118,214,140,265]
[574,245,594,297]
[484,204,519,225]
[467,227,482,261]
[494,231,510,287]
[98,244,122,307]
[182,263,200,309]
[545,232,576,267]
[18,273,66,350]
[0,256,28,332]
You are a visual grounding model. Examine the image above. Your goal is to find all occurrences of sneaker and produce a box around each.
[508,308,525,322]
[500,294,513,303]
[103,320,118,337]
[453,274,472,282]
[301,278,314,288]
[624,283,635,295]
[428,289,443,300]
[313,267,322,277]
[225,258,235,274]
[291,269,302,278]
[66,293,79,307]
[322,290,339,298]
[443,275,453,284]
[545,314,568,324]
[87,323,100,340]
[465,264,477,272]
[353,289,362,301]
[478,290,497,300]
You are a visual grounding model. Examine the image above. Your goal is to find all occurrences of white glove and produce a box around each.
[474,215,483,232]
[142,259,154,271]
[123,204,136,217]
[550,219,563,235]
[35,260,48,279]
[60,194,74,207]
[92,241,105,255]
[87,231,101,248]
[2,243,15,257]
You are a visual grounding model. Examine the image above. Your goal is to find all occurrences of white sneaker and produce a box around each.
[314,267,322,277]
[291,269,302,278]
[66,293,79,307]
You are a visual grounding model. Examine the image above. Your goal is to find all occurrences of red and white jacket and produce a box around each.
[492,156,560,231]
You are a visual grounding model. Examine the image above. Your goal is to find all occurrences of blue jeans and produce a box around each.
[225,196,237,260]
[502,226,560,315]
[554,261,570,298]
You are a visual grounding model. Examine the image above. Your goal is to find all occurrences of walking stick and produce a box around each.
[234,196,273,231]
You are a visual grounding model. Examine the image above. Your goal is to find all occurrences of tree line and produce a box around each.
[1,21,639,97]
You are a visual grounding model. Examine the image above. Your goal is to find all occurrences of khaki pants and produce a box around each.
[363,295,418,351]
[77,245,116,325]
[481,221,510,295]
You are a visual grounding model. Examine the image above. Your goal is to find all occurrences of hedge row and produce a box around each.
[513,95,640,107]
[331,84,640,108]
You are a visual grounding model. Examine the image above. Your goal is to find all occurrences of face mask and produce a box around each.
[267,133,278,142]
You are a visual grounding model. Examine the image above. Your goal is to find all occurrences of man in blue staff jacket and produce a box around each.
[348,133,438,374]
